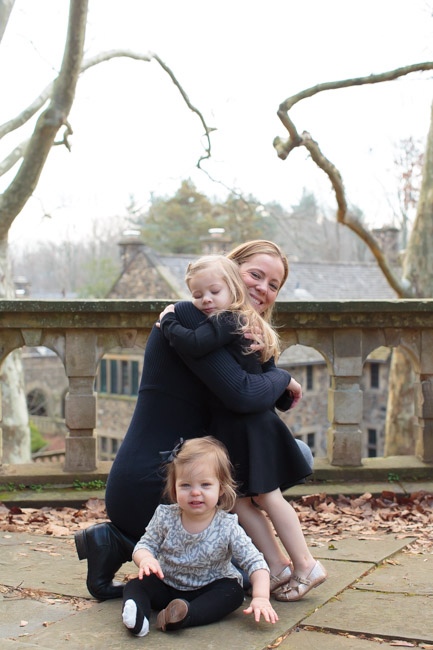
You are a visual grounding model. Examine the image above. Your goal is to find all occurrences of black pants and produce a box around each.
[122,574,244,634]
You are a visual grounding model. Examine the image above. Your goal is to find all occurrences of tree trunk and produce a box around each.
[0,236,30,463]
[1,351,31,463]
[385,100,433,454]
[384,347,416,456]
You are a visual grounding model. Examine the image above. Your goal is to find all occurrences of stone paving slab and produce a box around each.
[0,590,77,642]
[0,533,88,599]
[0,640,50,649]
[278,629,414,649]
[0,532,136,599]
[306,534,416,563]
[14,560,369,650]
[305,589,433,644]
[354,551,433,595]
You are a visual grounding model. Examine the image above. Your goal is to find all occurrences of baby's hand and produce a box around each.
[155,304,176,328]
[243,597,279,624]
[138,557,164,580]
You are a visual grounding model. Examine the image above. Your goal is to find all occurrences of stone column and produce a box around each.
[64,331,97,472]
[414,329,433,462]
[327,329,363,466]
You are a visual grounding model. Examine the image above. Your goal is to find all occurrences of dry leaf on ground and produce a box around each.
[0,491,432,554]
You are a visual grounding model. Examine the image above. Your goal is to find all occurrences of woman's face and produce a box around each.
[238,253,285,315]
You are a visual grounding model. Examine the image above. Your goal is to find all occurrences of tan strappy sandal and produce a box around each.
[273,560,327,602]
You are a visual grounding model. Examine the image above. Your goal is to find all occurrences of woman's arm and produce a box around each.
[161,311,236,358]
[172,302,291,413]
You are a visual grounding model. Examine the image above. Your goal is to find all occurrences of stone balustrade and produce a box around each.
[0,299,432,473]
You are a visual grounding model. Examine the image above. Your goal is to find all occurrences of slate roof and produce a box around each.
[153,253,398,301]
[278,260,397,300]
[107,245,396,365]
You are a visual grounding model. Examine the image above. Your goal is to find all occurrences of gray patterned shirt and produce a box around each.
[133,504,269,590]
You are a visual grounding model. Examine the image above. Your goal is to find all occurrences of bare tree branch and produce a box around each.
[274,62,433,298]
[0,0,89,236]
[0,49,215,180]
[0,139,29,176]
[0,50,152,140]
[150,53,215,169]
[0,0,15,45]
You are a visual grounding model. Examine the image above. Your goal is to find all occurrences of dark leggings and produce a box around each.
[123,574,244,634]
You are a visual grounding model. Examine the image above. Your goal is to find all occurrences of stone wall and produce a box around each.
[1,298,433,471]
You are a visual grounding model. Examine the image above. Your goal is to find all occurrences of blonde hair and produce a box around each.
[185,254,279,362]
[227,240,289,323]
[163,437,237,512]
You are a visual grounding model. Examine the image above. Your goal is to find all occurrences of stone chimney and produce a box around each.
[14,275,31,297]
[200,228,232,255]
[372,226,401,266]
[117,230,144,270]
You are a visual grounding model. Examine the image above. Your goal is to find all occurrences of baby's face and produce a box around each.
[175,461,222,517]
[189,269,232,315]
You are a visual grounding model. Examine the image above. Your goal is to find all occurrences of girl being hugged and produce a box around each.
[122,437,277,636]
[159,255,327,602]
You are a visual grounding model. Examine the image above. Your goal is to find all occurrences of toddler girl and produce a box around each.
[159,255,327,602]
[122,436,278,636]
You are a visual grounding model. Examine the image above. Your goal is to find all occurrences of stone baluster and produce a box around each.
[327,329,363,466]
[64,331,97,472]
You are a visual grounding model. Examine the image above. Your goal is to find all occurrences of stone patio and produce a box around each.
[1,529,431,649]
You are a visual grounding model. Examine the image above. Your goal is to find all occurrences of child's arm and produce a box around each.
[243,569,278,624]
[160,309,237,358]
[132,506,165,580]
[165,301,292,413]
[133,548,164,580]
[229,515,278,624]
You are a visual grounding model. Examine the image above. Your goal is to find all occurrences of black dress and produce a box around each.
[161,310,312,497]
[105,302,292,540]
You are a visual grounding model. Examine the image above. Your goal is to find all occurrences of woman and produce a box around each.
[75,240,312,600]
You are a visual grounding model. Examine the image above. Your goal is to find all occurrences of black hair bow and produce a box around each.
[159,437,184,464]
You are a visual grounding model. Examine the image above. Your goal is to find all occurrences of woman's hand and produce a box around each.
[243,326,264,352]
[155,304,176,328]
[287,376,302,408]
[243,597,279,624]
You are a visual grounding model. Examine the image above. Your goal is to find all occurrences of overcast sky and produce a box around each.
[2,0,433,249]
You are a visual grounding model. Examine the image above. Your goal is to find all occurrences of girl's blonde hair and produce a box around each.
[227,240,289,323]
[163,437,237,512]
[185,254,279,362]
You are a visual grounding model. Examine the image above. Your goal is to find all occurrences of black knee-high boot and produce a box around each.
[75,522,136,600]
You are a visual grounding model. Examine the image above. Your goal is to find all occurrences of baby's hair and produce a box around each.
[163,437,237,512]
[185,255,279,361]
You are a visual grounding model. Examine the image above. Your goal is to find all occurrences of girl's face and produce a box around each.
[175,461,222,520]
[189,268,232,315]
[238,253,285,315]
